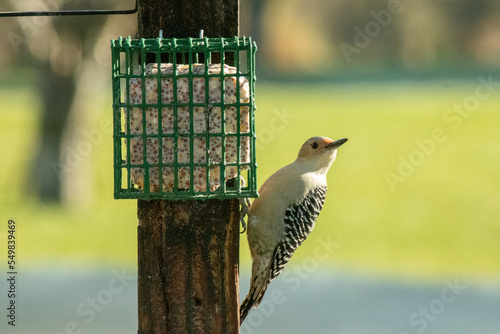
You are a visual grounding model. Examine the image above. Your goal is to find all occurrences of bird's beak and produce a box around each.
[326,138,348,149]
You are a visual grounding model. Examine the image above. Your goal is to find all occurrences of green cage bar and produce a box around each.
[111,36,257,200]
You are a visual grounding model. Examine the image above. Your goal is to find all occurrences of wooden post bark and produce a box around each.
[136,1,240,333]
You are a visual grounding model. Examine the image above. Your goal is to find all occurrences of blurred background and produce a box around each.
[1,0,500,333]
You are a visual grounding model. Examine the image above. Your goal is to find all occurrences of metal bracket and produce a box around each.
[0,0,137,17]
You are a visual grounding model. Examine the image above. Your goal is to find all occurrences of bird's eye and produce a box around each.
[311,142,319,149]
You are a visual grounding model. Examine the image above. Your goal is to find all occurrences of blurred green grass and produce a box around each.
[1,80,499,281]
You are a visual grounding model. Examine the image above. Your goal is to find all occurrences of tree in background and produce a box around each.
[242,0,500,72]
[1,0,136,204]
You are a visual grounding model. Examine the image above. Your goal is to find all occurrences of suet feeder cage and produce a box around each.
[111,36,257,200]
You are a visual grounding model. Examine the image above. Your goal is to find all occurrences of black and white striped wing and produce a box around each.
[268,186,327,282]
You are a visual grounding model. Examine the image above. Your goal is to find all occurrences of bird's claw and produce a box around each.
[239,197,251,234]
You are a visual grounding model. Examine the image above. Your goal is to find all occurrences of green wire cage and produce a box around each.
[111,36,257,200]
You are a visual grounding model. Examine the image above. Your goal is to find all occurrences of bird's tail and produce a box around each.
[239,293,255,324]
[240,254,277,324]
[240,282,271,324]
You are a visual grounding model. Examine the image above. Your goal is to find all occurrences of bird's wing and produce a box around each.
[256,186,327,304]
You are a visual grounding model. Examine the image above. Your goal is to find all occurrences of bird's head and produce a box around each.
[296,136,348,174]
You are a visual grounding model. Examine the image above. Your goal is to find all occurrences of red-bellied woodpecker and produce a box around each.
[240,136,348,323]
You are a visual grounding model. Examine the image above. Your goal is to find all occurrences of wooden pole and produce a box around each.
[136,1,240,333]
